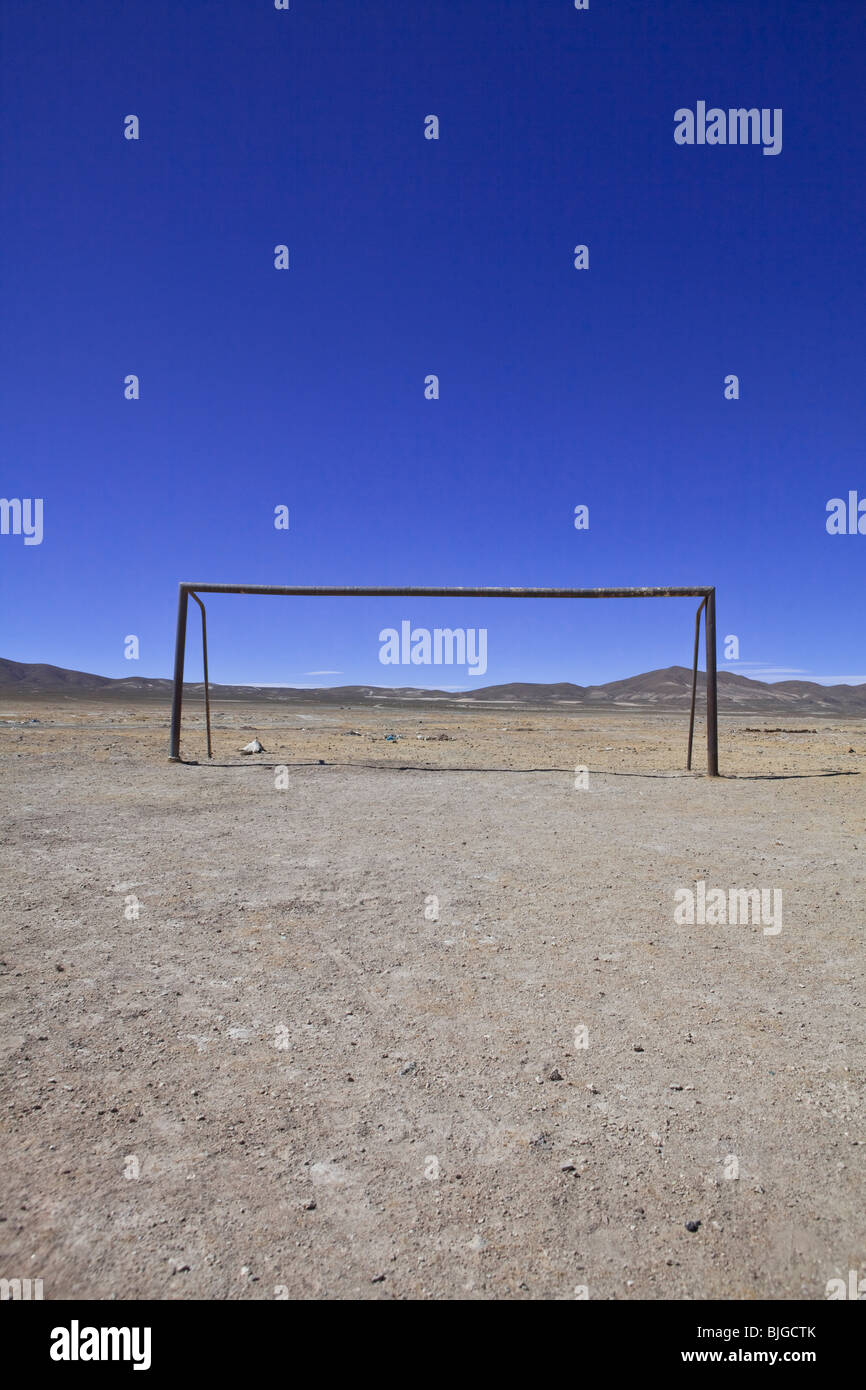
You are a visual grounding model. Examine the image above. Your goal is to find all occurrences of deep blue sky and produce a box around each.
[3,0,865,689]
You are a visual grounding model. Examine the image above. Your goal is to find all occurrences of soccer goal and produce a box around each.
[167,584,719,775]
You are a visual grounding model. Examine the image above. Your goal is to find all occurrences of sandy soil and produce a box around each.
[1,697,863,1300]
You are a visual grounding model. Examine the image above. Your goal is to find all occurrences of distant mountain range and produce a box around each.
[2,656,866,715]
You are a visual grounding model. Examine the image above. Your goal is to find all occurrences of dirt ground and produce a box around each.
[1,696,863,1300]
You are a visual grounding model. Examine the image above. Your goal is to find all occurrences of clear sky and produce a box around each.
[2,0,865,690]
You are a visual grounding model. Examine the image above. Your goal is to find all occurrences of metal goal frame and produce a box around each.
[167,584,719,775]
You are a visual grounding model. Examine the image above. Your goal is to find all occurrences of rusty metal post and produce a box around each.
[705,587,719,776]
[188,592,213,759]
[686,597,708,771]
[168,583,721,775]
[168,584,189,761]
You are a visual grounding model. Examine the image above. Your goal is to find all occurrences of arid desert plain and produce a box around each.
[1,695,864,1300]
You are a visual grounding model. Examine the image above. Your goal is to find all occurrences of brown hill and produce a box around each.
[2,657,866,715]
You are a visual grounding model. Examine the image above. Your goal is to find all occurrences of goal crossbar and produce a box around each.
[168,583,719,774]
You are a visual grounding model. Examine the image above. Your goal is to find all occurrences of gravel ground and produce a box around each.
[1,699,863,1300]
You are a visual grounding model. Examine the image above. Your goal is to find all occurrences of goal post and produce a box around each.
[167,584,719,775]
